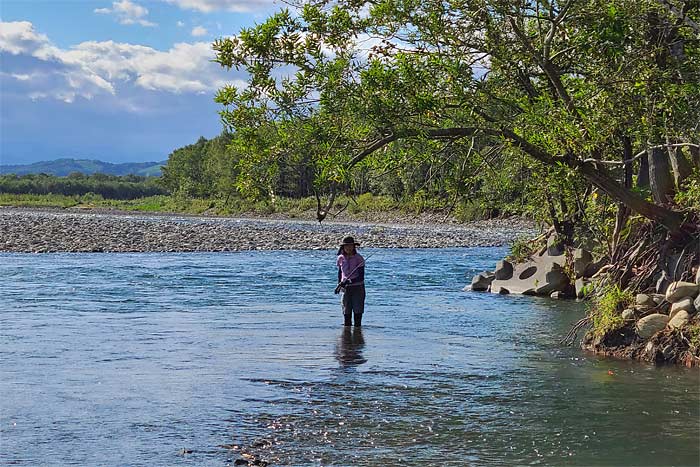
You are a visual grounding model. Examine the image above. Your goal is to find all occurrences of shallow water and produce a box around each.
[1,248,698,466]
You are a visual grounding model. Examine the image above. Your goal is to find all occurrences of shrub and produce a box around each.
[507,235,545,263]
[589,285,634,337]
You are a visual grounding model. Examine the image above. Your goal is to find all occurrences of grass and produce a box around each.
[0,192,423,219]
[589,284,634,337]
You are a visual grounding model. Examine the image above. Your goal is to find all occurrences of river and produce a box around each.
[1,248,698,466]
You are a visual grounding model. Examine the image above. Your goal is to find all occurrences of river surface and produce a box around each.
[1,248,698,466]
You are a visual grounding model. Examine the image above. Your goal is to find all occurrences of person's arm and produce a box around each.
[338,266,342,283]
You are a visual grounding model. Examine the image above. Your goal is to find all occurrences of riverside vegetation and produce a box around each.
[2,0,699,366]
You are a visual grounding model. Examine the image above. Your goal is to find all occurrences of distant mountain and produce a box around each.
[0,158,166,177]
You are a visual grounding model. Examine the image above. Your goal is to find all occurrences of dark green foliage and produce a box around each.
[0,173,168,200]
[208,0,698,228]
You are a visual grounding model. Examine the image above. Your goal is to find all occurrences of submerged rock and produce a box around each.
[470,272,495,292]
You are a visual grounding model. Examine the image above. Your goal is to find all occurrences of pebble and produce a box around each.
[0,207,537,253]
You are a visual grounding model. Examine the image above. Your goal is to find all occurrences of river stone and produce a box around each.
[651,293,666,305]
[494,260,514,280]
[636,314,669,339]
[694,294,700,313]
[636,294,655,307]
[634,304,654,314]
[573,249,593,277]
[665,281,699,303]
[668,310,690,330]
[471,272,495,292]
[621,309,635,321]
[670,298,696,318]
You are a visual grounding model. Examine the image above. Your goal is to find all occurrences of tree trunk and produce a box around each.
[637,154,650,188]
[612,137,633,255]
[668,145,692,187]
[690,146,700,169]
[623,136,633,189]
[648,147,675,204]
[578,161,683,232]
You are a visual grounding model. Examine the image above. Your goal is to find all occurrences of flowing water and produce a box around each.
[1,248,698,466]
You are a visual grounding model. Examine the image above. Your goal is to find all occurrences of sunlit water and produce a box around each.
[1,248,698,466]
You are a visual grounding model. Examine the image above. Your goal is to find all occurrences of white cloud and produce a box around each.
[0,21,246,107]
[191,26,208,37]
[177,20,185,27]
[0,20,59,58]
[94,0,157,27]
[164,0,275,13]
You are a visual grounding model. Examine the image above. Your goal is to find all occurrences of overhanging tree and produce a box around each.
[214,0,699,230]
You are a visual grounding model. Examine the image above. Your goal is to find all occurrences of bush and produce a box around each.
[507,235,545,263]
[589,285,634,337]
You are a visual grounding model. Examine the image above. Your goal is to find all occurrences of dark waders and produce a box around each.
[342,284,365,326]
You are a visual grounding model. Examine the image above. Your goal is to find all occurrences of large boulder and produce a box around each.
[669,298,696,318]
[694,294,700,313]
[471,272,495,292]
[665,281,699,303]
[573,249,593,277]
[494,260,513,280]
[636,314,670,339]
[668,310,690,330]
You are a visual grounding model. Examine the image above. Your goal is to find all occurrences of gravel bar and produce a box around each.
[0,207,537,253]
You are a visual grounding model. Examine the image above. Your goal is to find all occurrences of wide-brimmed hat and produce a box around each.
[340,236,360,246]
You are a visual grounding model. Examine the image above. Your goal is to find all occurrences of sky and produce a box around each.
[0,0,281,165]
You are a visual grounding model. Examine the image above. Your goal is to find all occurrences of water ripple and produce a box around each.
[1,249,698,466]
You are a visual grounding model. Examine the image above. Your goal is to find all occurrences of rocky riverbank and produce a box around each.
[0,207,537,253]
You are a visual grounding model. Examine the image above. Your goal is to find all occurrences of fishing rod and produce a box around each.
[334,251,375,294]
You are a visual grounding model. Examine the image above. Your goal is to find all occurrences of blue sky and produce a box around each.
[0,0,280,164]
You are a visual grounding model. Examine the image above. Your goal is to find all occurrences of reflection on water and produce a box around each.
[1,248,698,466]
[335,327,367,366]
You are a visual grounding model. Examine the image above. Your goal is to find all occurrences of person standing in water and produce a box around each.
[335,236,365,327]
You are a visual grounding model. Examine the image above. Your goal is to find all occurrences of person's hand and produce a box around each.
[334,279,349,294]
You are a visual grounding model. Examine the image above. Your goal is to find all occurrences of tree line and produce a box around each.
[0,173,168,200]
